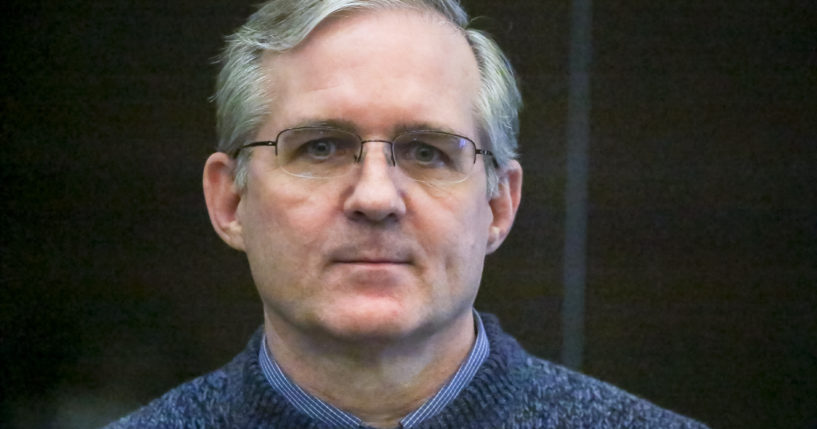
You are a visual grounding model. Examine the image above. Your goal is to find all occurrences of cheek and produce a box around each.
[415,191,492,286]
[239,177,338,277]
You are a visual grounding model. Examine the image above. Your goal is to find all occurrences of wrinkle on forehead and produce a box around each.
[257,8,481,136]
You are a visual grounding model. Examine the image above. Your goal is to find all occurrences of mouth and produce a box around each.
[334,258,411,265]
[329,241,414,267]
[331,251,413,266]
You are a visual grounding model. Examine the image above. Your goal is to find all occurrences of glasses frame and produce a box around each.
[230,126,498,181]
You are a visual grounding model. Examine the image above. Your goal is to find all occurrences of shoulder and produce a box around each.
[506,356,707,428]
[103,366,235,428]
[102,329,272,429]
[477,313,708,428]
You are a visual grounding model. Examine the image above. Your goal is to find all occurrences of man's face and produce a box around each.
[231,9,509,341]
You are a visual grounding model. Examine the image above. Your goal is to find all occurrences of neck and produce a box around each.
[263,311,476,429]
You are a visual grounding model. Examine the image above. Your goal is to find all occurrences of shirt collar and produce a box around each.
[258,310,490,428]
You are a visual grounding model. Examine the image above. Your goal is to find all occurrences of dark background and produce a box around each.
[2,1,815,427]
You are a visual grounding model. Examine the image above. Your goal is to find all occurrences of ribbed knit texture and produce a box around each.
[105,313,708,428]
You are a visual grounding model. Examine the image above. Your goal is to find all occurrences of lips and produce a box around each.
[329,243,413,265]
[333,256,411,264]
[337,261,410,268]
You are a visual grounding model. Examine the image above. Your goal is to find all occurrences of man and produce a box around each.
[107,0,706,427]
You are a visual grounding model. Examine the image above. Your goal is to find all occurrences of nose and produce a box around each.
[342,141,407,223]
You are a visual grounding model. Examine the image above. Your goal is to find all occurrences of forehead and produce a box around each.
[259,8,481,137]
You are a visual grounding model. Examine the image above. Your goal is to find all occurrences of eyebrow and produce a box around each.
[393,122,463,137]
[287,118,466,138]
[289,118,359,133]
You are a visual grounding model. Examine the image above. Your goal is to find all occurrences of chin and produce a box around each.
[317,298,430,342]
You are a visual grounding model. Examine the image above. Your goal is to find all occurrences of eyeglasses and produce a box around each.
[231,126,495,184]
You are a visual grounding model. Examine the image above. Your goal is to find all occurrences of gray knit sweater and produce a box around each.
[105,313,707,428]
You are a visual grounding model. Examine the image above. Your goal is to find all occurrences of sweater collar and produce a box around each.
[257,310,490,428]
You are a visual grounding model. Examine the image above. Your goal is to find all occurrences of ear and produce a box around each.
[486,160,522,254]
[203,152,245,251]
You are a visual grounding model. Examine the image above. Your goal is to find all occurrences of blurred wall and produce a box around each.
[2,1,815,427]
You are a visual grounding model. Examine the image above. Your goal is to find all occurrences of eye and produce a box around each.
[280,128,359,171]
[303,138,338,160]
[403,141,447,167]
[413,144,438,162]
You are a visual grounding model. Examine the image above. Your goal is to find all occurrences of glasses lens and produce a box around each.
[277,128,360,178]
[393,131,476,183]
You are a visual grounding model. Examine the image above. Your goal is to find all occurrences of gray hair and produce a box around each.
[214,0,521,195]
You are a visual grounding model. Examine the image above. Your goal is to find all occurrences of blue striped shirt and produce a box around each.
[258,311,490,428]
